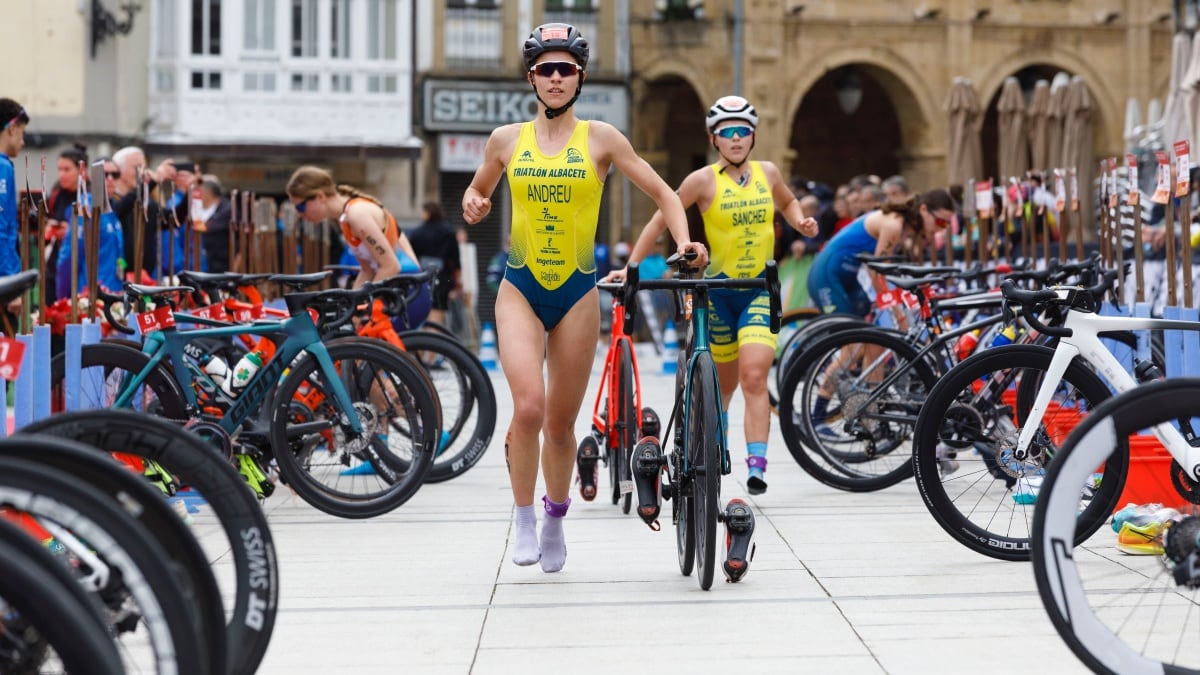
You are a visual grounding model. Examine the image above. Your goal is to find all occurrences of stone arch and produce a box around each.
[976,48,1120,153]
[785,47,940,188]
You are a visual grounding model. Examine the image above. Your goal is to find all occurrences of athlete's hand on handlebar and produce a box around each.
[677,241,709,269]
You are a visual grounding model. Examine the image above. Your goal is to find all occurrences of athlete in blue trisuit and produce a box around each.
[805,189,956,427]
[462,23,707,573]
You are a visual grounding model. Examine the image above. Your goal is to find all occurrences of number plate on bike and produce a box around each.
[136,305,176,333]
[0,338,26,379]
[619,479,634,495]
[233,306,265,322]
[191,304,228,321]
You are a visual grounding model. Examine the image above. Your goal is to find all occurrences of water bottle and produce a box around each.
[990,326,1017,348]
[954,330,979,362]
[202,355,232,394]
[230,351,264,391]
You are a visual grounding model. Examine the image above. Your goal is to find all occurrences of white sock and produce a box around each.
[540,512,567,573]
[512,504,540,566]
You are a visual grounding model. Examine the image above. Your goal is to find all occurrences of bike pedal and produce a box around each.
[632,436,665,529]
[576,435,600,502]
[722,498,756,583]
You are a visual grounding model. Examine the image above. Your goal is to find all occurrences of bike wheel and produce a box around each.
[271,338,439,518]
[768,308,824,412]
[0,517,125,675]
[0,454,207,674]
[399,331,497,483]
[673,421,695,577]
[50,343,188,418]
[615,339,637,514]
[1031,378,1200,674]
[23,409,280,675]
[778,328,934,491]
[689,352,722,590]
[912,344,1119,561]
[2,434,226,675]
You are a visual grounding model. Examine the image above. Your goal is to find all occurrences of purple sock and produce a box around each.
[540,496,570,573]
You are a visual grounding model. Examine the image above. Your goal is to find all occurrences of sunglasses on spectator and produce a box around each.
[294,196,315,214]
[105,170,121,179]
[530,61,582,78]
[714,126,753,139]
[935,216,951,229]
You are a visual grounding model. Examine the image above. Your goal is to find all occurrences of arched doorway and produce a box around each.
[788,65,910,187]
[980,64,1069,181]
[632,75,708,238]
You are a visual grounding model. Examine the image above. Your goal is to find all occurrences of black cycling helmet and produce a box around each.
[523,23,589,119]
[522,23,590,71]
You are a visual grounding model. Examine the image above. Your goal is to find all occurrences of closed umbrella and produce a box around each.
[1164,32,1193,151]
[1061,76,1095,238]
[1027,80,1051,172]
[946,77,984,186]
[1046,72,1072,171]
[997,77,1028,181]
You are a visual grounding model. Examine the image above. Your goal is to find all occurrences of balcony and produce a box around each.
[443,7,503,72]
[147,59,420,150]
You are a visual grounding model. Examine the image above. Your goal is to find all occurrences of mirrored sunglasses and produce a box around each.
[715,125,753,139]
[530,61,582,78]
[294,196,314,213]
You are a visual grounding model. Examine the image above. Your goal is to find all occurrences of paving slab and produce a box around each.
[246,345,1091,674]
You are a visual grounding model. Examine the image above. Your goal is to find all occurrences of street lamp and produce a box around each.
[91,0,142,59]
[835,67,864,115]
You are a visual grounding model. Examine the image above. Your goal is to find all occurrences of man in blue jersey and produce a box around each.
[0,98,29,315]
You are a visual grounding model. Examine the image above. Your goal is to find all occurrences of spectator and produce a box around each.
[56,158,124,298]
[882,175,909,204]
[486,235,511,293]
[407,200,461,326]
[193,175,232,273]
[44,145,88,301]
[110,146,175,279]
[0,99,28,316]
[858,184,885,215]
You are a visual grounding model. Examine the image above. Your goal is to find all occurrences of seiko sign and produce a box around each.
[422,80,628,133]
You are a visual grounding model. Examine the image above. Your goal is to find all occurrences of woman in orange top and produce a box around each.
[287,165,431,329]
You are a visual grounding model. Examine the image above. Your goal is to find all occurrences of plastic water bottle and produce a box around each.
[203,355,231,393]
[990,326,1017,348]
[231,351,264,391]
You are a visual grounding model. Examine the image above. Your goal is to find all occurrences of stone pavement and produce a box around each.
[239,344,1091,675]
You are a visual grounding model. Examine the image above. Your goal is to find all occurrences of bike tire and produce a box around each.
[778,327,935,491]
[615,339,637,514]
[689,352,722,591]
[0,454,207,675]
[0,517,125,675]
[49,343,188,419]
[912,344,1121,561]
[271,338,439,518]
[2,434,226,675]
[23,410,280,675]
[1030,379,1199,674]
[399,330,496,483]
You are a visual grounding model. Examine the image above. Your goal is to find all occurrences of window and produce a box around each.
[545,0,596,11]
[243,72,277,91]
[366,75,398,93]
[191,71,222,89]
[191,0,222,55]
[291,0,317,57]
[290,73,319,91]
[244,0,276,51]
[331,0,351,59]
[656,0,703,20]
[331,73,353,92]
[367,0,397,60]
[447,0,501,7]
[156,0,176,58]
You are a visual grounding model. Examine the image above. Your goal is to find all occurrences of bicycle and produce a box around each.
[621,253,781,590]
[912,272,1162,561]
[1032,378,1200,674]
[575,282,660,513]
[62,278,442,519]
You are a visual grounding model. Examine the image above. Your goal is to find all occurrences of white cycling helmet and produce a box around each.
[705,95,759,132]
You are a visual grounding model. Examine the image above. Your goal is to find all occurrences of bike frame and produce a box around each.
[113,310,365,438]
[1018,307,1200,478]
[591,290,645,448]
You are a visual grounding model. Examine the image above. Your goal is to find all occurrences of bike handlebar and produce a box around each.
[620,255,782,336]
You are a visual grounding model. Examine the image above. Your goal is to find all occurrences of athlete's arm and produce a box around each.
[345,202,401,287]
[764,162,817,237]
[626,168,709,266]
[867,211,903,290]
[592,122,708,269]
[463,124,519,225]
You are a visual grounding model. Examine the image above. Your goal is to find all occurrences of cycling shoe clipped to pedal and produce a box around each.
[576,434,601,502]
[723,498,756,583]
[631,436,665,530]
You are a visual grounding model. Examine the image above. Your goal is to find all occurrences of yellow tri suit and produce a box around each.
[504,120,603,330]
[700,161,777,362]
